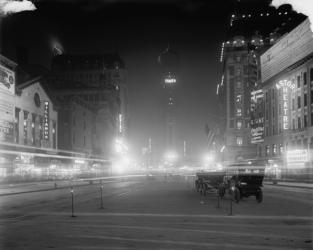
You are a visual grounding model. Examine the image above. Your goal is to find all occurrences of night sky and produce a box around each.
[0,0,272,160]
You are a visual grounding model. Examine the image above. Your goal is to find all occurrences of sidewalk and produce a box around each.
[0,179,91,196]
[0,174,146,196]
[264,181,313,189]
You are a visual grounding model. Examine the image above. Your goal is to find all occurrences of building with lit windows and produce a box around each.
[0,55,58,179]
[259,18,313,180]
[217,3,305,162]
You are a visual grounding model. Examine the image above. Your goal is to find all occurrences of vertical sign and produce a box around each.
[276,80,295,130]
[250,89,264,143]
[44,101,49,140]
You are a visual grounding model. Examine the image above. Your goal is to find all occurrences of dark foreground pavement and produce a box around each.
[0,176,312,250]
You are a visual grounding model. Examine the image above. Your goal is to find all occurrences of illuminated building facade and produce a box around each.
[49,54,129,156]
[260,18,313,179]
[0,55,58,178]
[217,3,305,162]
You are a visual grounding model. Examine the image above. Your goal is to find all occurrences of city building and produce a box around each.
[57,95,96,155]
[158,45,179,158]
[217,3,305,162]
[0,54,58,179]
[259,18,313,180]
[48,53,129,157]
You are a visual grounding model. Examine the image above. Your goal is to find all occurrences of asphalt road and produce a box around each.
[0,176,312,250]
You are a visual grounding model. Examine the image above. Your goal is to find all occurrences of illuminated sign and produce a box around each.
[276,80,293,130]
[286,150,308,163]
[118,113,123,133]
[165,78,176,84]
[0,64,15,95]
[275,80,295,90]
[250,89,264,143]
[44,101,49,140]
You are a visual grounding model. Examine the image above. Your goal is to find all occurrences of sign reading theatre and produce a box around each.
[276,80,295,130]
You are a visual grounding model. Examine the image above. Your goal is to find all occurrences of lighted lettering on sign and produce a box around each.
[44,101,49,140]
[164,78,176,84]
[276,80,294,130]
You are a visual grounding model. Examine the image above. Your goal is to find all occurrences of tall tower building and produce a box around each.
[158,45,179,155]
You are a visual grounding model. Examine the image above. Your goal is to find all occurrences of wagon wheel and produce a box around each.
[256,190,263,203]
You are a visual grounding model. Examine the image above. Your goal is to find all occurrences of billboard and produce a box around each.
[250,89,264,144]
[261,18,313,82]
[0,64,15,95]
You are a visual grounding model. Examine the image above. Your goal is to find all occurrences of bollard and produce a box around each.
[71,188,76,217]
[100,185,104,209]
[228,198,233,216]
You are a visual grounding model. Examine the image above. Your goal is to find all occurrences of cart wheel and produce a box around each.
[256,190,263,203]
[203,185,207,196]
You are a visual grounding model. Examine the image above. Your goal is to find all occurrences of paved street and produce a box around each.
[0,176,312,250]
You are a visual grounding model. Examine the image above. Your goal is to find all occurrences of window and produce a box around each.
[279,144,283,155]
[236,68,241,76]
[292,99,295,111]
[236,56,241,63]
[298,96,301,109]
[265,145,270,156]
[311,112,313,126]
[272,107,275,118]
[84,136,86,147]
[304,93,307,106]
[297,75,301,88]
[298,117,301,129]
[236,82,241,88]
[236,108,242,116]
[273,144,277,155]
[303,138,308,149]
[292,119,295,129]
[243,65,248,74]
[236,95,242,103]
[236,120,242,129]
[311,90,313,104]
[228,66,234,75]
[304,115,308,127]
[304,72,307,85]
[236,137,243,146]
[83,121,86,130]
[310,68,313,82]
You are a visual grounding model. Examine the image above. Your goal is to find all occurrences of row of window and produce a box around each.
[14,108,56,149]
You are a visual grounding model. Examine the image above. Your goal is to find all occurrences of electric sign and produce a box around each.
[276,80,294,130]
[44,101,49,140]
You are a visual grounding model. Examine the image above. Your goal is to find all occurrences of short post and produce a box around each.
[71,188,76,217]
[100,185,104,209]
[228,198,233,216]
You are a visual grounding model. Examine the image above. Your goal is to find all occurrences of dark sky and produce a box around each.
[0,0,272,160]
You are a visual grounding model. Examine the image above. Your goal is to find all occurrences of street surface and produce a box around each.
[0,175,312,250]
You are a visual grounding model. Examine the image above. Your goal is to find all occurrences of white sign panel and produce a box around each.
[0,64,15,95]
[261,18,313,82]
